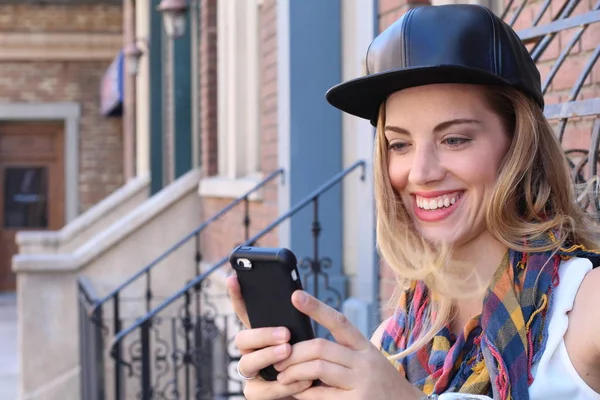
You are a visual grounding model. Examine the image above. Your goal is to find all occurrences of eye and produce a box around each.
[388,142,410,153]
[443,136,471,147]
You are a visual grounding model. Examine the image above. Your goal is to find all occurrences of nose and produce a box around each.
[408,144,446,185]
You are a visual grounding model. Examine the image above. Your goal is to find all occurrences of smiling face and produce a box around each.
[384,84,511,246]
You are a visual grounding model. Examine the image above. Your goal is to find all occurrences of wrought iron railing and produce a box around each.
[77,168,283,400]
[78,277,106,400]
[105,160,366,400]
[505,0,600,213]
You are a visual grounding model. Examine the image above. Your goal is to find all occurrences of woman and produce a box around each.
[227,4,600,400]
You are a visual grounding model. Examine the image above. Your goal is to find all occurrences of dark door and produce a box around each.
[0,122,65,292]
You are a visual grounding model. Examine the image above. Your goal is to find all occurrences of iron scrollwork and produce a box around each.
[110,290,244,400]
[298,256,343,339]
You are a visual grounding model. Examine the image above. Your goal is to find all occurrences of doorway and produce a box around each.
[0,122,65,292]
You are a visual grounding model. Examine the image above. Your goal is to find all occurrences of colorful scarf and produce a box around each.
[380,243,600,399]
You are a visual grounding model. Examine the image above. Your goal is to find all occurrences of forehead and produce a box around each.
[385,84,493,127]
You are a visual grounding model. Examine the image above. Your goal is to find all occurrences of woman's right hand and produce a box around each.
[226,275,314,400]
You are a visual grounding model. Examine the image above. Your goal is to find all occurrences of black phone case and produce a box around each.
[229,246,315,381]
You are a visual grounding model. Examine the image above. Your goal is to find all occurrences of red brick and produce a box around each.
[198,0,280,264]
[0,4,122,33]
[552,54,593,91]
[200,0,219,177]
[581,20,600,52]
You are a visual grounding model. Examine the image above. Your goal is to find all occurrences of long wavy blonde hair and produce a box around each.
[374,86,600,360]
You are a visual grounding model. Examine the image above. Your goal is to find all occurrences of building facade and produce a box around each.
[135,0,599,328]
[9,0,599,398]
[0,0,124,292]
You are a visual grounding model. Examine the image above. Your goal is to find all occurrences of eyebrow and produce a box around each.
[384,119,483,135]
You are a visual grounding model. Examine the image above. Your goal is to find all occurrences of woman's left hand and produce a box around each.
[273,290,423,400]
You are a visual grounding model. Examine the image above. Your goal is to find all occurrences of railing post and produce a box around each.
[140,319,152,400]
[195,232,202,276]
[78,280,105,400]
[113,293,122,400]
[183,290,191,400]
[145,270,152,313]
[243,196,250,241]
[311,197,321,306]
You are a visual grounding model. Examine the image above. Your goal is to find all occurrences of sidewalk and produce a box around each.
[0,293,18,400]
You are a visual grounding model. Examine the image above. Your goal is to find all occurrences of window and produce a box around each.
[199,0,262,198]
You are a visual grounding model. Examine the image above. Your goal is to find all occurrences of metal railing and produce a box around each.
[78,168,283,400]
[78,277,106,400]
[506,0,600,212]
[106,160,366,400]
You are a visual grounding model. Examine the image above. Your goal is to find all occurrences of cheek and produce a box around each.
[388,158,408,190]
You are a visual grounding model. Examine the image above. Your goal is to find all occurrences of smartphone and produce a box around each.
[229,245,315,381]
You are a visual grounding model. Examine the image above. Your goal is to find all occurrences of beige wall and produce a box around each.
[14,169,202,400]
[135,1,151,177]
[17,174,149,256]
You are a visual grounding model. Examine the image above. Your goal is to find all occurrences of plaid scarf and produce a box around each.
[380,244,600,399]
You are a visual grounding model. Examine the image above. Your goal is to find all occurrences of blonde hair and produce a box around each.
[374,86,600,360]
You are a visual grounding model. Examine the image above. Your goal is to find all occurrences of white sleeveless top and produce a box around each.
[440,257,599,400]
[528,257,600,399]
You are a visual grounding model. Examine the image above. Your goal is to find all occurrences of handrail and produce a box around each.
[89,168,284,315]
[78,276,100,304]
[109,160,366,352]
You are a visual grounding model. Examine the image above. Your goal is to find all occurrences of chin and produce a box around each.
[415,225,469,247]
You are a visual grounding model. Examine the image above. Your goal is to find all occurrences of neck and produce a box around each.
[453,231,508,289]
[449,232,508,332]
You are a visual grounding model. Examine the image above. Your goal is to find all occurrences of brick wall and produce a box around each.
[505,0,600,154]
[377,0,599,318]
[0,3,124,213]
[0,3,122,32]
[198,0,280,264]
[199,0,218,177]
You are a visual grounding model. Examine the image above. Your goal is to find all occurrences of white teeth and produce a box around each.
[415,192,462,210]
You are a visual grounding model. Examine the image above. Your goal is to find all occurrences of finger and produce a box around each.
[273,338,353,371]
[237,343,292,378]
[226,274,250,328]
[277,359,353,390]
[293,386,338,400]
[292,290,369,350]
[243,379,313,400]
[235,327,291,355]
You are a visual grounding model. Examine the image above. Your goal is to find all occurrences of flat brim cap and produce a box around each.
[326,4,544,127]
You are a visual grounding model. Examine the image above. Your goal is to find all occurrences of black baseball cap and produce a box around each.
[325,4,544,127]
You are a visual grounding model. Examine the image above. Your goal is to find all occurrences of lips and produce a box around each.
[415,191,463,211]
[411,191,464,222]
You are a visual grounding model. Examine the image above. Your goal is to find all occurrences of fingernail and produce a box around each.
[298,291,309,305]
[273,344,287,355]
[273,327,287,340]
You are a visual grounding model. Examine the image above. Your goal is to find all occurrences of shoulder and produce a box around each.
[570,265,600,353]
[563,262,600,389]
[370,316,392,349]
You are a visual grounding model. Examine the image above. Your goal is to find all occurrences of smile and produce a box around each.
[415,191,463,210]
[412,191,464,222]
